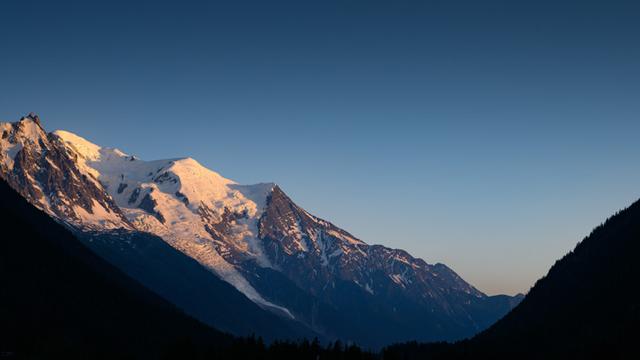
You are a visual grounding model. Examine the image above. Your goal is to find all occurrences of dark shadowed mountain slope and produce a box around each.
[0,179,232,359]
[384,198,640,359]
[74,229,317,342]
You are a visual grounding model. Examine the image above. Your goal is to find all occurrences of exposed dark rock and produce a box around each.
[138,191,166,224]
[154,171,177,184]
[128,187,141,204]
[198,204,249,264]
[117,182,128,194]
[175,190,189,205]
[201,206,246,242]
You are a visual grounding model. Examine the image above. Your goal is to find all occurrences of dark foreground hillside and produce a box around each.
[0,179,235,358]
[384,198,640,359]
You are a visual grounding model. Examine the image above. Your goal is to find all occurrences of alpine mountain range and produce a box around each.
[0,114,523,348]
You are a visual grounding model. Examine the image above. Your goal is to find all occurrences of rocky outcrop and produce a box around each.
[138,191,166,224]
[0,116,131,229]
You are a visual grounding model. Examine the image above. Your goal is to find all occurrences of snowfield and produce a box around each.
[54,129,288,314]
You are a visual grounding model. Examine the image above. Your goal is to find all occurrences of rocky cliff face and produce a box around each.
[0,114,130,229]
[0,114,521,348]
[259,186,482,301]
[250,185,520,344]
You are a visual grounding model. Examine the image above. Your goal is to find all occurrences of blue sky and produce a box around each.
[2,0,640,294]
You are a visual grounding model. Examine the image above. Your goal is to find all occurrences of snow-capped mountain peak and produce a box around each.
[53,129,273,223]
[1,116,131,230]
[1,116,47,168]
[1,114,521,346]
[50,127,289,312]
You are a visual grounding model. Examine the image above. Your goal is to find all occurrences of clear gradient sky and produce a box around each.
[2,0,640,295]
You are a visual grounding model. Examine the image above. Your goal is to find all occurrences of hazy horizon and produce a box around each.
[2,0,640,295]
